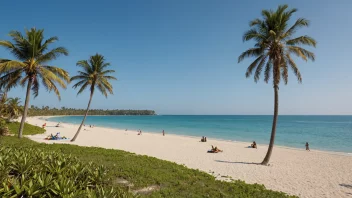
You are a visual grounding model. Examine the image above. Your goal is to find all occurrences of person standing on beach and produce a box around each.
[162,130,165,136]
[305,142,310,151]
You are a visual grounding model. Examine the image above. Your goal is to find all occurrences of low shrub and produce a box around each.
[0,146,132,197]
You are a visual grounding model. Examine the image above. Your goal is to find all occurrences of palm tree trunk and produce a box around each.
[18,79,33,138]
[71,89,94,142]
[261,84,279,165]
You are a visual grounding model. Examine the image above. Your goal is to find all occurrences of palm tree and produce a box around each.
[6,97,23,121]
[238,5,316,165]
[70,54,116,142]
[0,28,69,138]
[0,91,8,117]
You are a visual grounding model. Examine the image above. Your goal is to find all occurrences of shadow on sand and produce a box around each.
[214,160,260,165]
[340,184,352,189]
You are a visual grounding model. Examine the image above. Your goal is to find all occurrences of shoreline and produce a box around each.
[40,115,352,157]
[25,116,352,198]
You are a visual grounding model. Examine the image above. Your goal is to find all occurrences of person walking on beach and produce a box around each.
[305,142,310,151]
[162,130,165,136]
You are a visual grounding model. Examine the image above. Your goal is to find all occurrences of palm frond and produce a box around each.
[282,18,310,39]
[0,40,27,60]
[32,77,40,98]
[36,47,69,64]
[76,60,92,73]
[102,75,117,80]
[264,60,272,83]
[287,46,315,61]
[238,48,264,63]
[0,60,25,73]
[39,67,67,89]
[286,36,316,47]
[245,55,264,78]
[281,65,288,85]
[242,29,265,42]
[41,66,70,83]
[254,56,267,82]
[0,70,23,92]
[76,82,89,95]
[285,54,302,83]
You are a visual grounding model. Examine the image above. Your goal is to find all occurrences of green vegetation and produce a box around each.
[4,119,45,135]
[0,28,70,138]
[1,136,296,198]
[0,92,23,121]
[27,105,156,116]
[0,143,132,197]
[70,54,117,142]
[238,4,316,165]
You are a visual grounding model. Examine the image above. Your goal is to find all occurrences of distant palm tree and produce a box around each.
[238,5,316,165]
[0,91,8,116]
[70,54,116,142]
[6,97,23,121]
[0,28,70,138]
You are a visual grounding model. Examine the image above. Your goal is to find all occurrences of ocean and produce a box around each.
[48,115,352,153]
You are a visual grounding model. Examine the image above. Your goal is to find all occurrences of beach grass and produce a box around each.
[1,135,296,198]
[4,119,46,135]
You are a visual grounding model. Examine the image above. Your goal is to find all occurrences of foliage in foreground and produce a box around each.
[0,145,132,197]
[1,136,296,198]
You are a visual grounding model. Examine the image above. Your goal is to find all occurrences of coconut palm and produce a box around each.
[6,97,23,121]
[70,54,116,142]
[238,5,316,165]
[0,28,69,138]
[0,91,8,117]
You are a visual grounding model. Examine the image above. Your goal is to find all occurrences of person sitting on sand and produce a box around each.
[209,145,223,153]
[251,141,257,149]
[204,137,207,142]
[305,142,310,151]
[56,122,60,127]
[42,123,46,128]
[201,136,205,142]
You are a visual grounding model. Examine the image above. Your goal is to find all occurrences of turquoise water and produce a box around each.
[48,115,352,153]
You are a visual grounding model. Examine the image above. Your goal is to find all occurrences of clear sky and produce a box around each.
[0,0,351,115]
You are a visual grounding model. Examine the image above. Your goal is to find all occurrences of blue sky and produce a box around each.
[1,0,351,115]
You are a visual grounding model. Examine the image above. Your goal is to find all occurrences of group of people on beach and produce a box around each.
[45,132,67,140]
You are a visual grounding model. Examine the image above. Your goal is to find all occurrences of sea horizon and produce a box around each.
[47,115,352,154]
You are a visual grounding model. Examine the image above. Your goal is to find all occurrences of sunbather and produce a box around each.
[251,141,257,149]
[208,145,223,153]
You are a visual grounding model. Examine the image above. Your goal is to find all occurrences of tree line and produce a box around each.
[27,106,156,116]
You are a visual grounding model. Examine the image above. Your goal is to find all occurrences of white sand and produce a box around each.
[24,116,352,198]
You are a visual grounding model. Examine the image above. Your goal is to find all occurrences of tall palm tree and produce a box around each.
[238,5,316,165]
[70,54,116,142]
[0,28,69,138]
[6,97,23,121]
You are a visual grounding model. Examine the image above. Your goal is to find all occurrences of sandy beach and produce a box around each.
[25,116,352,198]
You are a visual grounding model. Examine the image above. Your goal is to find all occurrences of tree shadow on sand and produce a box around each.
[340,184,352,189]
[214,160,260,165]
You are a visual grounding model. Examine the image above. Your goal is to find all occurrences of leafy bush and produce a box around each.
[0,146,132,197]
